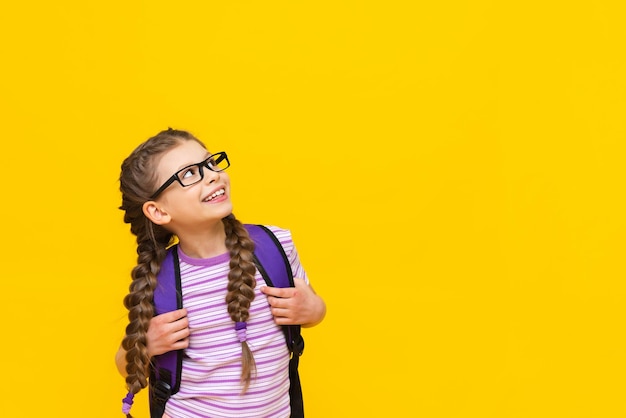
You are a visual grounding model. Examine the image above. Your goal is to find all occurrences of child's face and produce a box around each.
[153,140,233,231]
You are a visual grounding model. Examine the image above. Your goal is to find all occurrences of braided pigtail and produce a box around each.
[223,213,258,393]
[118,129,205,416]
[121,226,170,417]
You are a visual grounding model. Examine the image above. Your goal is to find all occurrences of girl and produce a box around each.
[116,129,326,417]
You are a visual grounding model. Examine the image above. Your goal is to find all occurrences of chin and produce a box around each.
[219,202,234,217]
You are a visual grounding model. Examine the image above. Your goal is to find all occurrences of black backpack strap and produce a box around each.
[289,353,304,418]
[149,368,172,418]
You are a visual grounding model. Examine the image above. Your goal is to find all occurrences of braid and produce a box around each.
[121,231,168,399]
[118,129,203,416]
[223,213,258,392]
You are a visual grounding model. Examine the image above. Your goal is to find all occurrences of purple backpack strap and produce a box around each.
[149,248,183,418]
[245,224,303,352]
[244,224,293,288]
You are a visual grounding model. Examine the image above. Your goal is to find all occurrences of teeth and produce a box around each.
[206,189,225,201]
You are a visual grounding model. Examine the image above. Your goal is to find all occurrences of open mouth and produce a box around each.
[204,188,225,202]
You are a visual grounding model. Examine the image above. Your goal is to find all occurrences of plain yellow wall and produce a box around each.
[1,1,625,417]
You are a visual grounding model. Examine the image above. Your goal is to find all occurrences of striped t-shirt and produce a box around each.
[164,226,308,418]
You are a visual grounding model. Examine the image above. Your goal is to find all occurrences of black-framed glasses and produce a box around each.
[150,152,230,199]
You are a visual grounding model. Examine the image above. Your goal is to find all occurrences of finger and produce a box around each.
[267,295,292,309]
[261,285,291,298]
[272,314,296,326]
[293,278,313,296]
[171,337,190,350]
[157,308,188,323]
[171,316,189,331]
[270,306,294,319]
[171,323,190,341]
[270,308,297,320]
[293,278,307,288]
[154,315,188,336]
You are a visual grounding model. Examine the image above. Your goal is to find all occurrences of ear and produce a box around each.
[142,201,172,226]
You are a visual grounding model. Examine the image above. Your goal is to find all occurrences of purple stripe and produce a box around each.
[194,394,289,412]
[168,403,290,418]
[178,381,287,398]
[190,315,277,343]
[184,286,224,298]
[190,330,283,352]
[191,338,239,351]
[186,300,228,315]
[184,358,286,377]
[166,401,199,417]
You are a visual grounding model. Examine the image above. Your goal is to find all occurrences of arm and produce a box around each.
[115,308,190,377]
[261,278,326,327]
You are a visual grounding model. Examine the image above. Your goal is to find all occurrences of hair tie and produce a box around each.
[122,391,134,414]
[235,321,247,342]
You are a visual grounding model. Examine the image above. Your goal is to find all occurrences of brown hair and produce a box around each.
[119,129,258,415]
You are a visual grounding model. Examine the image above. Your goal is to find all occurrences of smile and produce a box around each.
[204,189,225,202]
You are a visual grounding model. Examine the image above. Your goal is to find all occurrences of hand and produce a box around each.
[261,278,326,327]
[146,308,190,357]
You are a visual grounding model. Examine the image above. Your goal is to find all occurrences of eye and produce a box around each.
[181,166,199,179]
[205,153,229,171]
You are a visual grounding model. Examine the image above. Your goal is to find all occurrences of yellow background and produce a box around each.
[0,1,625,417]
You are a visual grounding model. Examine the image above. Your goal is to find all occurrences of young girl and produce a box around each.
[116,129,326,418]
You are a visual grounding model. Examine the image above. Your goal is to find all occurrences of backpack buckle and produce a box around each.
[291,334,305,357]
[152,380,172,404]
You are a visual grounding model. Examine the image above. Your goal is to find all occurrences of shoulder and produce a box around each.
[261,225,307,279]
[243,223,292,237]
[263,225,293,241]
[246,224,297,253]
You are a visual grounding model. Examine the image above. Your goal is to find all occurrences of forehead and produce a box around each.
[157,140,209,176]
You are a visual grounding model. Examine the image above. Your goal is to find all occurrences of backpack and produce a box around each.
[149,224,305,418]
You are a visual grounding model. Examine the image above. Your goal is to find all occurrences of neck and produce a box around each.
[176,221,228,259]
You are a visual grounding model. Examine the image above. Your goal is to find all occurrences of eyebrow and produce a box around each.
[173,152,211,172]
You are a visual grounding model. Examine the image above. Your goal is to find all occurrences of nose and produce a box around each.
[202,165,220,184]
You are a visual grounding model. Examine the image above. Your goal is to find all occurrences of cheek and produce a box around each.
[221,173,232,188]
